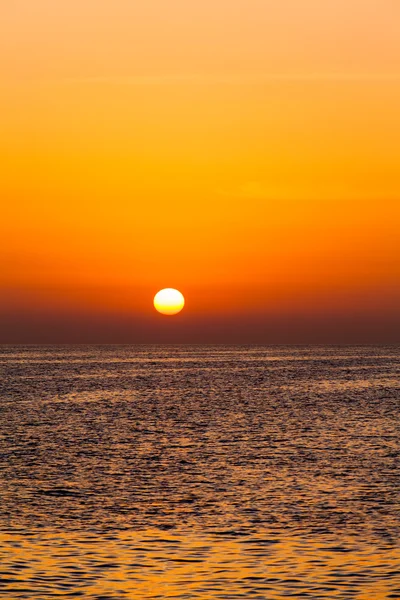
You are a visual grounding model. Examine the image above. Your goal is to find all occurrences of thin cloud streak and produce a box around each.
[62,72,400,85]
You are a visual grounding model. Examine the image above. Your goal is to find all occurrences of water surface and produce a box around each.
[1,345,399,598]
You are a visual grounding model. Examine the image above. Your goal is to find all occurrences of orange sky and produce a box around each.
[1,0,399,342]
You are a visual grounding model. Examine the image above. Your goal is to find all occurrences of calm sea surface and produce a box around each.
[0,345,399,599]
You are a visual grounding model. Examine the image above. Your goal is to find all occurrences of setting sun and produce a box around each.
[154,288,185,316]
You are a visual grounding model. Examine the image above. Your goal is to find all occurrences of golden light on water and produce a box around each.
[153,288,185,315]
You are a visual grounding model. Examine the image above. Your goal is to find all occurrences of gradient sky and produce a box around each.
[1,0,399,343]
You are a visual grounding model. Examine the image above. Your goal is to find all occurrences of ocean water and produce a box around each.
[0,345,399,599]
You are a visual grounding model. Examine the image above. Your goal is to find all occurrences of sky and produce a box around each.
[1,0,399,343]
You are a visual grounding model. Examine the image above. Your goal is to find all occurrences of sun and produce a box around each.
[154,288,185,315]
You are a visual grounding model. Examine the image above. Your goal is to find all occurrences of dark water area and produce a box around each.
[0,345,399,599]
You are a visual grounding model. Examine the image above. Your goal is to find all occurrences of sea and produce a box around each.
[0,345,399,599]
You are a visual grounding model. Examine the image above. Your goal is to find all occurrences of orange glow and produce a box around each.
[0,1,399,341]
[1,530,398,599]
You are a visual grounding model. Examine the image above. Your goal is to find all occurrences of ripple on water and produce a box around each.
[0,345,399,598]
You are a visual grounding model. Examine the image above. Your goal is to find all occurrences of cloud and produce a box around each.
[63,72,400,86]
[216,180,400,203]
